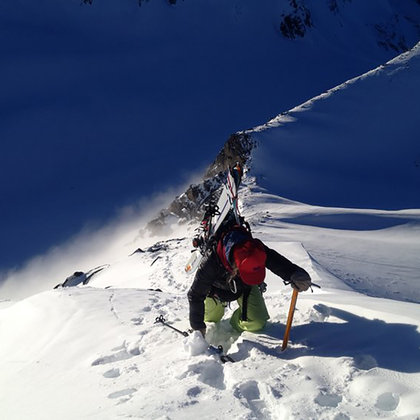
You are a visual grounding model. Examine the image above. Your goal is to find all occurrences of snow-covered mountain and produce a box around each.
[249,42,420,210]
[2,0,420,272]
[1,39,420,419]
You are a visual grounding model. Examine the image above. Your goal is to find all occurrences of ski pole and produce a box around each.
[281,289,298,351]
[155,315,190,337]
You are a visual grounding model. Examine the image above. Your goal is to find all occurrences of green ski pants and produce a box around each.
[204,286,270,332]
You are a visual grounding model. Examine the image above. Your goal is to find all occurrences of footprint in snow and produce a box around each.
[375,392,400,411]
[314,390,342,408]
[334,414,350,420]
[280,362,302,377]
[91,342,142,366]
[186,386,202,397]
[92,352,132,366]
[234,380,272,420]
[131,316,144,325]
[311,304,332,322]
[103,368,121,378]
[108,388,137,400]
[181,360,225,390]
[148,296,159,304]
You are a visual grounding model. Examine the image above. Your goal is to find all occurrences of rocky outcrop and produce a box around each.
[82,0,420,55]
[280,0,313,39]
[146,132,254,234]
[374,15,412,53]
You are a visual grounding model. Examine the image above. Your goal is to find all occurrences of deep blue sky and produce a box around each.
[0,0,414,273]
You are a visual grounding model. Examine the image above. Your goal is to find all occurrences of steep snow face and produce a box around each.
[2,0,420,271]
[1,152,420,414]
[0,195,419,419]
[249,42,420,210]
[239,179,420,304]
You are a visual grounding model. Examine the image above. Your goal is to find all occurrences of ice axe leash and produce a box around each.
[281,288,298,351]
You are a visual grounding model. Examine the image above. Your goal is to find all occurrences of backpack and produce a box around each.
[215,223,258,322]
[216,224,253,272]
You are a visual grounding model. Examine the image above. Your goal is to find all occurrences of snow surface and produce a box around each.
[1,188,419,419]
[249,42,420,210]
[1,31,420,420]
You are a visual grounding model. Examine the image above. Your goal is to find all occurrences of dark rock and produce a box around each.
[280,1,313,40]
[145,132,254,235]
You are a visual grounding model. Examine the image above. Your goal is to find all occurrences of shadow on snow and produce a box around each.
[232,305,420,373]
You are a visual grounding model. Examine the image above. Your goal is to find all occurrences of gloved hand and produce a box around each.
[290,270,311,292]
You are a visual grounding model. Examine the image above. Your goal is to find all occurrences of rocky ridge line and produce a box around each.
[146,133,254,234]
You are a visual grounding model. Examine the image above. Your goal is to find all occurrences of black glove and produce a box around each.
[290,270,311,292]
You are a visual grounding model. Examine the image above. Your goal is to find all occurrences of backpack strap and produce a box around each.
[216,237,233,272]
[215,223,254,310]
[241,286,252,321]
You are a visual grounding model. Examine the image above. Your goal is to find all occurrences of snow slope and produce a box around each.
[249,42,420,210]
[244,41,420,303]
[1,37,420,420]
[1,198,419,419]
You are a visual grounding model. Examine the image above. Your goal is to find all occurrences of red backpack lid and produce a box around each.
[232,239,266,285]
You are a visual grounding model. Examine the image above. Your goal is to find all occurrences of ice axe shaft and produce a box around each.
[281,289,298,351]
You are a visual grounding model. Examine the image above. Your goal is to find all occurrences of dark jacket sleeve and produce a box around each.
[187,252,220,330]
[264,244,309,283]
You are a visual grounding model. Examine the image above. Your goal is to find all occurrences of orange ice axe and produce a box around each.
[281,289,298,351]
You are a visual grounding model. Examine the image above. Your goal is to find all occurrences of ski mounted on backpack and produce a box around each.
[185,163,246,274]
